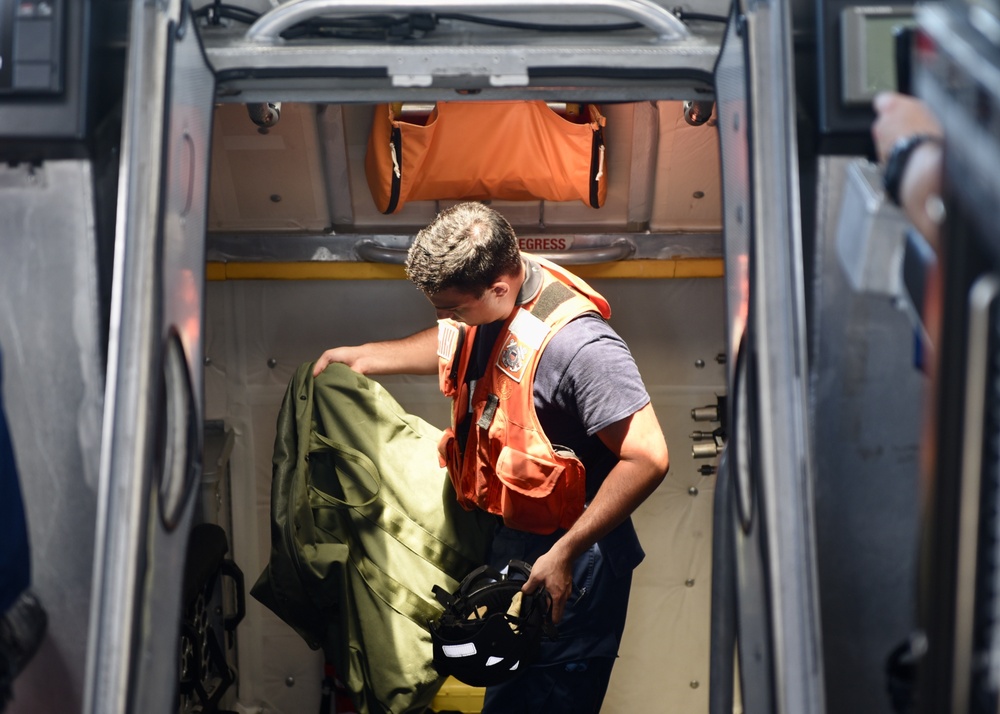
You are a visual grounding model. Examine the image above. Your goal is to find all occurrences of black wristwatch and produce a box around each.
[882,133,942,207]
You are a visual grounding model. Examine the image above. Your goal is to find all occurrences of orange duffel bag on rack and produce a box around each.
[365,100,607,214]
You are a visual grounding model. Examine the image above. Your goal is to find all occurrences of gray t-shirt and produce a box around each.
[532,312,650,497]
[468,302,649,576]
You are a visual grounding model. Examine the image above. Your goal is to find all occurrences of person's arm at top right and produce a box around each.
[312,326,439,377]
[872,91,945,247]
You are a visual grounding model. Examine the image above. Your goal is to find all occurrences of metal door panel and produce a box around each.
[713,0,825,711]
[0,160,106,714]
[84,2,215,712]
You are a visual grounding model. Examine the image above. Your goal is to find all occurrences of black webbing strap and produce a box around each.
[477,393,500,429]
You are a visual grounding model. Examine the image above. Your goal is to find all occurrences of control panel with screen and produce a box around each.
[816,0,918,148]
[841,6,918,105]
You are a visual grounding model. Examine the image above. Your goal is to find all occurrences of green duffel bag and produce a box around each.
[252,362,495,714]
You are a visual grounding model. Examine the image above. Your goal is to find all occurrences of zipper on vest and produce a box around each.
[589,126,605,208]
[449,325,466,386]
[385,126,402,214]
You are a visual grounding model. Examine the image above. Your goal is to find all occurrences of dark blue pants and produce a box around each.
[482,526,632,714]
[481,656,616,714]
[0,350,29,614]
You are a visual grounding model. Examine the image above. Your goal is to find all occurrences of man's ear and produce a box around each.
[490,281,510,299]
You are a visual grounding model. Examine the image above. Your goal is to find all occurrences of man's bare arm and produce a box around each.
[872,91,944,247]
[312,326,439,377]
[522,402,669,622]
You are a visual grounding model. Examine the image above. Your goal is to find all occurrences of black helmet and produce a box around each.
[429,560,556,687]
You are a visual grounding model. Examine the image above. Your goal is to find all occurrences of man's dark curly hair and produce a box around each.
[405,202,522,296]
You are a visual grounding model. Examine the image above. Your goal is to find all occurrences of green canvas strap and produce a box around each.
[311,509,442,627]
[309,432,381,508]
[308,433,480,583]
[355,497,479,578]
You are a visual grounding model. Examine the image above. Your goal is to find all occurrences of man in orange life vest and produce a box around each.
[313,201,669,713]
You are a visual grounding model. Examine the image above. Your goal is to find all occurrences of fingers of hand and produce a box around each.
[522,573,570,623]
[550,590,569,624]
[521,573,542,595]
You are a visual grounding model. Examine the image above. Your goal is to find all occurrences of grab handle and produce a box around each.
[355,237,635,265]
[247,0,690,43]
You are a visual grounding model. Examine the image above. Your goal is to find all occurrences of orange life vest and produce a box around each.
[436,256,611,535]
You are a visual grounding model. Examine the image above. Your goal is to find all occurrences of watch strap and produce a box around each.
[883,133,942,207]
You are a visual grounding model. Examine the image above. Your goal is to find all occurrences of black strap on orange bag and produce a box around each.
[365,101,607,213]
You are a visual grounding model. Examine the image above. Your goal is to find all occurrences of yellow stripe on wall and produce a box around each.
[205,259,723,281]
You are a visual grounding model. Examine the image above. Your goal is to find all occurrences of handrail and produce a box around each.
[354,237,636,265]
[246,0,690,43]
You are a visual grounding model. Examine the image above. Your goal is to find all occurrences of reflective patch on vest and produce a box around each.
[508,308,549,350]
[438,321,460,360]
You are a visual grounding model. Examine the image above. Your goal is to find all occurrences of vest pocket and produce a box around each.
[494,446,585,534]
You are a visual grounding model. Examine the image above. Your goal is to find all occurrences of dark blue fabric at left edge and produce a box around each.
[0,348,30,614]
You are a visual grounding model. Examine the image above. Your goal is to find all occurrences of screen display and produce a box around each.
[864,15,918,95]
[840,6,917,106]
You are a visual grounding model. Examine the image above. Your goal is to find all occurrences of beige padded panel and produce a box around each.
[649,101,723,232]
[209,100,721,235]
[207,102,331,231]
